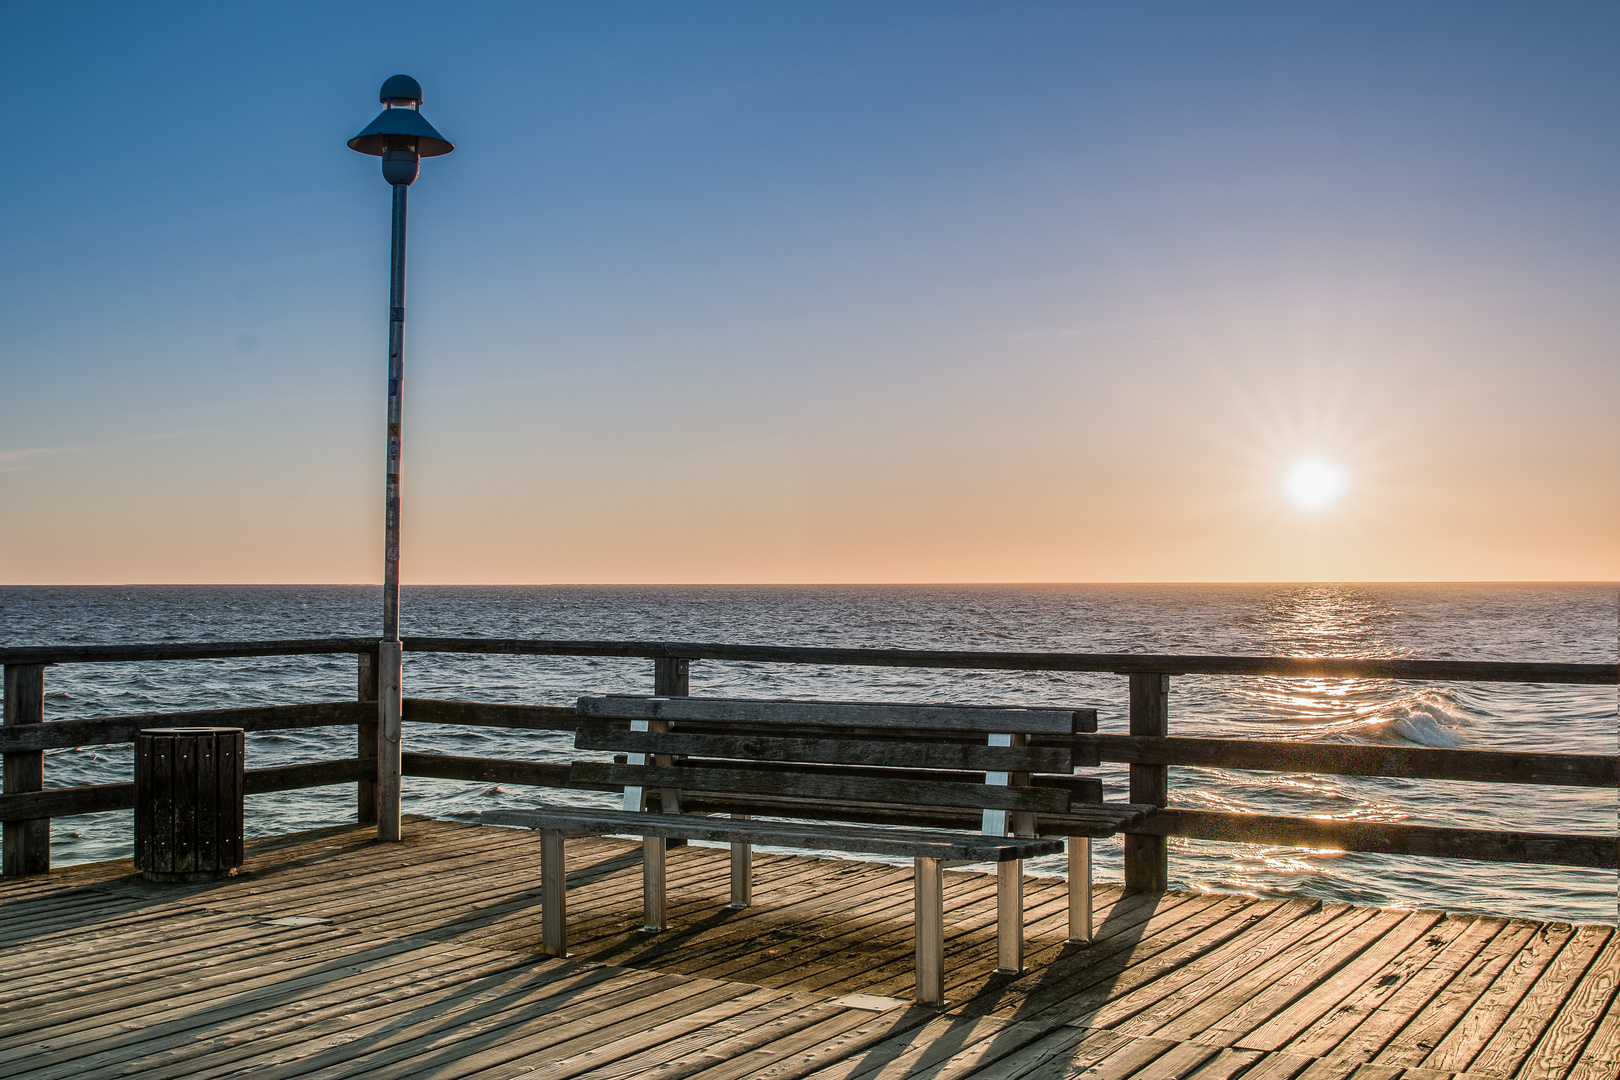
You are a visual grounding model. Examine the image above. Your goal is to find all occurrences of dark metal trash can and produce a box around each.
[134,727,245,882]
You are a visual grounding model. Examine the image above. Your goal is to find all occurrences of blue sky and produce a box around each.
[3,2,1617,582]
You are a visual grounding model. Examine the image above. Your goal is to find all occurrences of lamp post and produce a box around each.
[349,74,453,841]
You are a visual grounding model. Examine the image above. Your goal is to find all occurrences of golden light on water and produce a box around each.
[1287,459,1347,509]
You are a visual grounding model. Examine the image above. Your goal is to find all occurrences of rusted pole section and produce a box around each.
[1124,672,1169,892]
[3,665,48,876]
[357,649,379,824]
[377,178,408,842]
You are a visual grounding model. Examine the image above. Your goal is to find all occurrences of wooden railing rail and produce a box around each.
[3,638,1615,882]
[0,638,378,666]
[400,637,1616,684]
[3,636,1610,684]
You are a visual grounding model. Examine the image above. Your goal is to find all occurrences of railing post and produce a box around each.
[653,657,689,696]
[1124,672,1169,892]
[357,649,379,825]
[377,641,403,841]
[653,657,689,847]
[3,664,48,877]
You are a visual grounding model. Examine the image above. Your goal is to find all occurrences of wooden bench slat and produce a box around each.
[482,808,1065,862]
[628,757,1099,803]
[574,723,1073,774]
[578,696,1089,735]
[577,762,1072,814]
[669,792,1147,835]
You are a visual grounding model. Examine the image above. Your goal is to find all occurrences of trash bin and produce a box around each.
[134,727,245,882]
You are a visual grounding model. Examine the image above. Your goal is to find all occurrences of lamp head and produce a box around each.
[348,74,454,186]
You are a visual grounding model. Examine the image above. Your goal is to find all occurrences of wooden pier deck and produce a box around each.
[2,819,1614,1080]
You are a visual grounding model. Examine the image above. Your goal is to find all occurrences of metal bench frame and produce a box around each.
[484,695,1105,1004]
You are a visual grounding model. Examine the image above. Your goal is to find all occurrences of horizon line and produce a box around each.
[5,580,1616,588]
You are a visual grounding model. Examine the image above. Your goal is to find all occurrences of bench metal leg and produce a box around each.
[540,829,568,957]
[729,814,752,909]
[996,857,1024,973]
[1068,835,1093,944]
[642,835,668,931]
[914,857,945,1005]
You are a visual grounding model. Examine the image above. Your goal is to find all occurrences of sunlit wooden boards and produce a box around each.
[0,817,1612,1079]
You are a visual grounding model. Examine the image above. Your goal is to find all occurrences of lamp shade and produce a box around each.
[348,108,454,157]
[348,74,454,157]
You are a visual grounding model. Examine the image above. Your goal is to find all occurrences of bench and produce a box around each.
[483,694,1143,1003]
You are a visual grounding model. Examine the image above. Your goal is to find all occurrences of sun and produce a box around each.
[1287,459,1347,509]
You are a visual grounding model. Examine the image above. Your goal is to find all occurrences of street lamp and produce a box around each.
[349,74,453,841]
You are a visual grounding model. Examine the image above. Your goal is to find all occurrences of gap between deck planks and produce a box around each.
[0,817,1613,1080]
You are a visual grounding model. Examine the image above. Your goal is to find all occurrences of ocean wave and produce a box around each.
[1347,689,1471,748]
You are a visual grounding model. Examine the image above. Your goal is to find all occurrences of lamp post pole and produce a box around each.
[349,75,453,841]
[384,179,406,644]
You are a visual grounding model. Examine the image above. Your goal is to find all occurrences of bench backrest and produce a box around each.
[571,695,1098,833]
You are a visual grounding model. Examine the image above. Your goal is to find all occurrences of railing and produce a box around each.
[2,637,1614,884]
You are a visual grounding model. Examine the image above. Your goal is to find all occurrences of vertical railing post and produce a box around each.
[653,657,689,697]
[377,641,403,841]
[357,649,379,825]
[652,657,689,847]
[3,664,48,877]
[1124,672,1169,892]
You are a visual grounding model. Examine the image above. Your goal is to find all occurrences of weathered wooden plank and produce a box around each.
[0,701,372,754]
[0,928,439,1064]
[1283,912,1482,1060]
[402,752,573,788]
[610,756,1098,805]
[483,807,1063,861]
[403,637,1619,684]
[98,948,552,1080]
[402,698,580,730]
[1227,1052,1316,1080]
[1127,809,1618,868]
[1321,914,1509,1065]
[1567,962,1620,1080]
[793,1013,1021,1080]
[578,695,1093,734]
[474,986,790,1080]
[1077,733,1616,788]
[4,816,1606,1080]
[0,638,377,665]
[543,991,832,1080]
[0,758,373,821]
[1467,923,1612,1078]
[0,923,368,1039]
[575,723,1074,774]
[1194,907,1396,1045]
[209,965,674,1080]
[1237,910,1448,1053]
[678,1001,926,1080]
[1102,900,1340,1037]
[584,763,1072,814]
[677,793,1138,835]
[1009,897,1281,1027]
[321,976,751,1080]
[1516,928,1620,1080]
[1367,919,1543,1070]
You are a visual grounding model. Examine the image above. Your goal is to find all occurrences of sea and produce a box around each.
[2,583,1615,924]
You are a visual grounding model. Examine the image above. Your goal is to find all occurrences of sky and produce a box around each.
[2,2,1617,585]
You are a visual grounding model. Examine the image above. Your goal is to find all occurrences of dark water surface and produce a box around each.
[3,583,1614,923]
